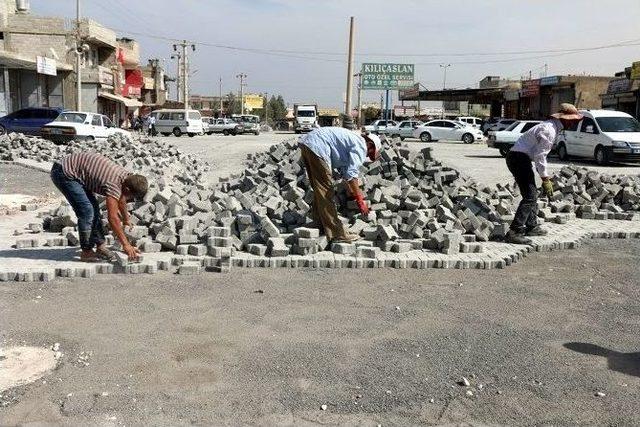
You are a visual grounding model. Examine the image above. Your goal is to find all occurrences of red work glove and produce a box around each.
[354,192,370,216]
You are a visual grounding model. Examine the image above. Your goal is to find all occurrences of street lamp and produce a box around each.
[235,73,247,115]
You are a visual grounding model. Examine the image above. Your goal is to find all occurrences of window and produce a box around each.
[171,112,185,120]
[428,121,443,127]
[91,115,102,126]
[47,109,61,119]
[55,112,87,123]
[505,122,520,131]
[442,121,456,128]
[595,116,640,133]
[580,117,598,134]
[188,111,201,120]
[297,110,315,117]
[521,122,538,132]
[400,122,410,128]
[103,117,114,127]
[159,112,171,120]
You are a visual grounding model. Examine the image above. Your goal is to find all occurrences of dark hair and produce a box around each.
[123,174,148,200]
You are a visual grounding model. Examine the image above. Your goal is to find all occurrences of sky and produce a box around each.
[31,0,640,109]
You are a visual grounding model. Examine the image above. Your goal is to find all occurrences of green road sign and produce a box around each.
[361,63,415,90]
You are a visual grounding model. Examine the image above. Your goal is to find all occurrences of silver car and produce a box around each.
[386,120,423,140]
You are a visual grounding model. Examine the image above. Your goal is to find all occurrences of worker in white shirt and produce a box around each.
[505,103,583,244]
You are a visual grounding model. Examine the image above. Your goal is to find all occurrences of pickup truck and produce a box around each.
[208,118,243,135]
[363,119,397,135]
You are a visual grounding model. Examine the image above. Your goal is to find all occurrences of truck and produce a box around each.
[294,104,318,134]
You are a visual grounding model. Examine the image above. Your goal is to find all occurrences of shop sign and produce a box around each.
[398,83,419,100]
[362,63,415,90]
[520,79,540,97]
[607,79,631,94]
[393,105,416,117]
[243,94,264,110]
[36,56,56,76]
[98,67,114,86]
[631,61,640,80]
[539,76,560,86]
[504,89,520,101]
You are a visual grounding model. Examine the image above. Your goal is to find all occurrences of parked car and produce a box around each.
[210,118,243,135]
[0,107,63,136]
[456,116,483,128]
[487,120,542,157]
[40,111,130,144]
[412,119,485,143]
[556,109,640,165]
[386,120,423,140]
[151,109,204,137]
[201,117,213,135]
[483,118,517,135]
[232,114,260,135]
[363,119,397,135]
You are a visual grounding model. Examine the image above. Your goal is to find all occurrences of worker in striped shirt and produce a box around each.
[50,152,149,262]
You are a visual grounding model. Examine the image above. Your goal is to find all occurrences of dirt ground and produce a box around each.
[1,239,639,426]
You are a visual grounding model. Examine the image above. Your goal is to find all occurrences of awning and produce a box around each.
[0,51,73,71]
[98,91,143,108]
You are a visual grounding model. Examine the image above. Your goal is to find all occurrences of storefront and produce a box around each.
[600,78,639,119]
[98,91,142,126]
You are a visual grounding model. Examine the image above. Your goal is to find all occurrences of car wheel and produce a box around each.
[254,131,260,135]
[420,132,432,142]
[0,125,6,136]
[86,136,95,142]
[595,146,609,165]
[498,146,510,157]
[557,142,569,161]
[188,133,196,137]
[173,127,182,137]
[161,132,170,136]
[223,130,229,136]
[400,136,405,141]
[462,133,474,144]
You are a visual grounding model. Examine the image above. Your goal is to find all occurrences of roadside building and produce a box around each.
[518,75,613,119]
[0,0,74,115]
[600,64,640,119]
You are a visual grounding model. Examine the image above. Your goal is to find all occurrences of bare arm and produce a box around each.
[345,178,362,197]
[118,195,130,225]
[106,196,139,259]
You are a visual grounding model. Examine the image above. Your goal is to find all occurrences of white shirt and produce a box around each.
[510,119,563,178]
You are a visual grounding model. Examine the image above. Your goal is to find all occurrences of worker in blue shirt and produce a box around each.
[299,126,381,242]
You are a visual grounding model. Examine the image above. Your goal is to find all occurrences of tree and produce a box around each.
[268,95,287,121]
[362,106,381,124]
[225,92,240,116]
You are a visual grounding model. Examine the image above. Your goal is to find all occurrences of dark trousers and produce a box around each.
[50,162,106,250]
[506,151,538,233]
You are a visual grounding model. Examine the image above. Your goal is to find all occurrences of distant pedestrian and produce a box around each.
[50,152,149,262]
[148,114,157,136]
[505,103,583,244]
[299,126,381,243]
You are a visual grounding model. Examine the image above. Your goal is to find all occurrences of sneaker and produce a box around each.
[525,226,548,236]
[504,230,532,245]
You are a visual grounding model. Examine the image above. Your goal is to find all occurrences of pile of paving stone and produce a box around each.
[5,132,640,262]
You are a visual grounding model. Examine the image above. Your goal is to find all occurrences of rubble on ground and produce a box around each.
[1,132,639,265]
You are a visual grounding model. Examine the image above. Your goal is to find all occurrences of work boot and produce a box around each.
[526,225,548,236]
[504,230,532,245]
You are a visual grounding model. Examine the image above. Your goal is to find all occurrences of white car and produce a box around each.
[364,119,397,135]
[487,120,541,157]
[386,120,423,140]
[483,118,517,135]
[556,109,640,165]
[412,119,485,143]
[41,111,130,144]
[456,116,483,128]
[151,109,204,137]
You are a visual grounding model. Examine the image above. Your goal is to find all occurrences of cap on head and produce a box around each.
[365,132,382,154]
[551,103,583,121]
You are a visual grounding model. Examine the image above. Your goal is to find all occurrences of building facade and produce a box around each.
[600,65,640,119]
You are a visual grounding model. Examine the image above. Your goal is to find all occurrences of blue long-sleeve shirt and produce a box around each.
[299,127,367,180]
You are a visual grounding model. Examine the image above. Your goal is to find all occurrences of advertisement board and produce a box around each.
[36,56,56,76]
[243,94,264,110]
[520,79,540,97]
[361,63,414,90]
[631,61,640,80]
[393,105,416,117]
[398,83,420,100]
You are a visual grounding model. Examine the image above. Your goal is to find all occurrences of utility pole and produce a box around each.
[344,16,355,120]
[75,0,82,111]
[218,76,223,116]
[170,53,181,102]
[544,63,548,78]
[236,73,247,115]
[440,64,451,119]
[264,92,269,125]
[354,72,362,127]
[173,40,196,112]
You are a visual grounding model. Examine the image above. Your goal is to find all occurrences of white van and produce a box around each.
[151,109,203,137]
[556,109,640,165]
[456,116,483,128]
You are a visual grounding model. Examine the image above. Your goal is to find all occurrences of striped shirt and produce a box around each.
[61,152,130,199]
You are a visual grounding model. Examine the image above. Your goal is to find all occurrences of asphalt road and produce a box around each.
[1,132,640,425]
[1,240,639,425]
